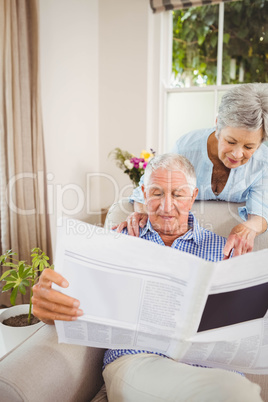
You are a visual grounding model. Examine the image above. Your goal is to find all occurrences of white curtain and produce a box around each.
[0,0,51,306]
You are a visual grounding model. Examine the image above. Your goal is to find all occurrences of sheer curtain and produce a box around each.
[0,0,51,306]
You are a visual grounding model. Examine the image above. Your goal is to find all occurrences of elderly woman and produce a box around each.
[120,83,268,258]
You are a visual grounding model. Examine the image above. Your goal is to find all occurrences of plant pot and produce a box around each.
[0,304,43,358]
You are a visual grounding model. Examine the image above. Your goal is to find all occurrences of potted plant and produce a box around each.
[0,248,53,356]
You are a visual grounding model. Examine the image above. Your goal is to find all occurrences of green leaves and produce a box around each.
[223,33,230,44]
[172,4,219,85]
[109,148,133,171]
[0,269,16,281]
[0,250,17,265]
[10,287,18,306]
[0,248,52,307]
[31,249,51,273]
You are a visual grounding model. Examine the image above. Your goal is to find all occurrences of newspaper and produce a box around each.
[54,218,268,374]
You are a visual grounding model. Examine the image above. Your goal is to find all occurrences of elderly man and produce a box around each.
[32,154,263,402]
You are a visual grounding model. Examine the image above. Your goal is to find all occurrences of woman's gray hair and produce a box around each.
[216,83,268,141]
[143,153,196,193]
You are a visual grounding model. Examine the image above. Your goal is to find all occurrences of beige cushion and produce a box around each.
[0,324,105,402]
[91,384,108,402]
[104,197,134,230]
[246,374,268,402]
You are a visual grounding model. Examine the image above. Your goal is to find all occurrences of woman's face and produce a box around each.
[217,126,263,169]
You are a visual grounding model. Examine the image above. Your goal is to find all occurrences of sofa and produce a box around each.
[0,199,267,401]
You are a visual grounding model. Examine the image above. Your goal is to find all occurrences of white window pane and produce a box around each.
[165,91,216,151]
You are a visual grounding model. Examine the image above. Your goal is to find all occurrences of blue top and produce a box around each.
[130,128,268,224]
[103,213,227,369]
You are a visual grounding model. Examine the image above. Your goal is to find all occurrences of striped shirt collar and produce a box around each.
[140,212,202,247]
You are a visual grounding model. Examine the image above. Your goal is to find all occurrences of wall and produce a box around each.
[39,0,100,252]
[39,0,152,253]
[98,0,150,209]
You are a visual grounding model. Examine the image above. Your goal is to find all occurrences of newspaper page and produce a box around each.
[180,249,268,374]
[54,219,268,374]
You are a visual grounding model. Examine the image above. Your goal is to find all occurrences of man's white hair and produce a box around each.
[143,153,196,193]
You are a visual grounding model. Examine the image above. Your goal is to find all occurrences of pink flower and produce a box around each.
[143,162,147,169]
[130,157,144,169]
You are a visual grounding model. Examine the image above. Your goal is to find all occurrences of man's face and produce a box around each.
[142,168,198,239]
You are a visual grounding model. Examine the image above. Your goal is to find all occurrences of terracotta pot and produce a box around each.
[0,304,43,357]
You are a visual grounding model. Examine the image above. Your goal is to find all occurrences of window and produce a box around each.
[162,0,268,151]
[172,0,268,87]
[147,1,268,153]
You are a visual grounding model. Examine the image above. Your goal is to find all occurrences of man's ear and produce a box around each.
[141,185,147,203]
[189,187,198,210]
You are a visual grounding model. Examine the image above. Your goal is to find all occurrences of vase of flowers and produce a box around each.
[110,148,155,187]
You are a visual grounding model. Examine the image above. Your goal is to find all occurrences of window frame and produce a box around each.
[149,3,241,154]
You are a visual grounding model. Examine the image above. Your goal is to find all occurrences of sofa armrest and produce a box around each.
[0,324,105,402]
[104,198,134,230]
[246,374,268,401]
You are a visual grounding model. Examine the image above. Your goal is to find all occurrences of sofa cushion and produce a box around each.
[91,384,108,402]
[0,324,105,402]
